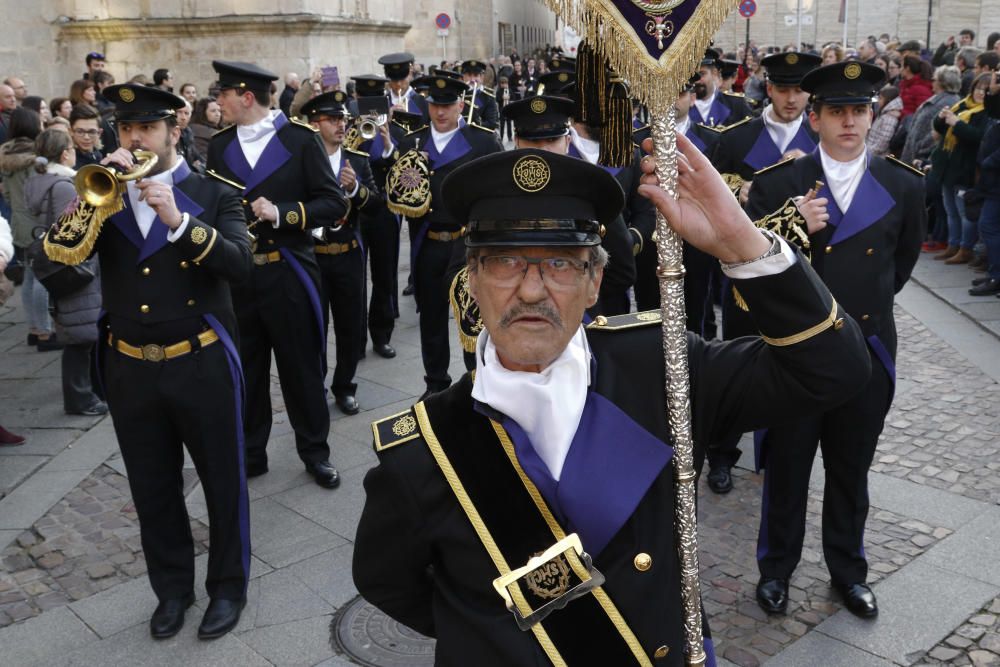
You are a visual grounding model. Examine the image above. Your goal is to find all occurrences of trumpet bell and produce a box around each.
[359,120,378,140]
[74,165,120,208]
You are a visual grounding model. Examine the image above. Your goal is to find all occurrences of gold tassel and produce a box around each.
[540,0,739,114]
[43,199,123,266]
[600,78,633,168]
[732,285,749,312]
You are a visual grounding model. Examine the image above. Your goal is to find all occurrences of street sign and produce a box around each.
[435,13,451,29]
[436,28,450,37]
[738,0,756,18]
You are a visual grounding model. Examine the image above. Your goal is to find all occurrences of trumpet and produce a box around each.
[74,150,159,208]
[358,113,387,140]
[43,150,159,266]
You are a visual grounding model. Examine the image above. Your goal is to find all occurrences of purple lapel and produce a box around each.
[743,128,782,172]
[109,197,144,250]
[686,126,707,153]
[222,134,253,185]
[787,122,817,155]
[555,392,672,556]
[407,93,422,116]
[829,168,895,244]
[632,117,643,130]
[425,129,471,169]
[136,161,205,264]
[242,113,293,194]
[710,97,732,126]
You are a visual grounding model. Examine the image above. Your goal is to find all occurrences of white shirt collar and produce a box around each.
[818,143,867,213]
[569,126,600,165]
[126,157,185,239]
[675,115,691,137]
[762,104,804,154]
[328,146,342,176]
[431,125,460,153]
[693,92,717,124]
[236,109,282,168]
[471,326,591,481]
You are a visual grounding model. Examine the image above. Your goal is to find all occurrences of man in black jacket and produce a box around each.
[746,62,925,619]
[354,144,871,665]
[301,90,382,415]
[68,83,253,640]
[206,60,350,489]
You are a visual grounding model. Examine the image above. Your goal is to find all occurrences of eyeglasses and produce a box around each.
[72,129,100,137]
[478,254,590,288]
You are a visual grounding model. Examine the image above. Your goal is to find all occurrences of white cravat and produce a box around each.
[762,105,804,154]
[125,158,186,240]
[472,326,591,481]
[693,93,717,123]
[675,115,691,137]
[818,144,867,213]
[431,125,460,154]
[569,127,600,165]
[236,109,281,168]
[328,147,342,177]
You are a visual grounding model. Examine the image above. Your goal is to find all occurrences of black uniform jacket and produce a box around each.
[747,152,925,361]
[205,114,349,275]
[713,116,818,183]
[354,255,872,666]
[321,147,382,245]
[397,123,504,231]
[97,166,252,341]
[466,87,500,129]
[688,91,753,128]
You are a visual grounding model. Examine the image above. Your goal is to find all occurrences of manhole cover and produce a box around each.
[332,595,436,666]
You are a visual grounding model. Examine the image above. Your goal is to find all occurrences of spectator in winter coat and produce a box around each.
[899,55,935,118]
[971,84,1000,295]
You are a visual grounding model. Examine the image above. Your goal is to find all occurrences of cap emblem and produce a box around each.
[368,81,377,88]
[512,155,551,193]
[436,79,447,89]
[119,88,135,103]
[844,63,862,80]
[558,73,569,83]
[334,91,346,102]
[530,98,547,114]
[785,53,799,65]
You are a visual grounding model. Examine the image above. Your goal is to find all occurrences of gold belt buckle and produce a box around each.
[492,533,605,631]
[141,344,166,362]
[253,254,269,266]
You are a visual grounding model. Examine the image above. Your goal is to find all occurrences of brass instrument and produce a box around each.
[358,112,388,140]
[466,86,478,125]
[343,126,364,153]
[44,150,159,265]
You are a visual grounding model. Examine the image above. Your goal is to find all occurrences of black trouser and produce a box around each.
[361,205,400,347]
[62,342,100,412]
[317,246,365,398]
[634,242,718,338]
[757,352,893,586]
[104,340,249,602]
[411,230,459,391]
[236,262,330,470]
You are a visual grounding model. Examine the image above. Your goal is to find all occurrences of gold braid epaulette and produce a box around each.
[721,173,744,199]
[753,197,811,259]
[372,408,422,452]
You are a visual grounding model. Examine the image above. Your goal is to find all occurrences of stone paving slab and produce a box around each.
[817,559,999,665]
[0,606,98,666]
[0,428,86,458]
[765,632,898,667]
[912,595,1000,666]
[866,472,988,531]
[285,543,357,610]
[0,470,95,531]
[272,462,368,543]
[248,497,347,570]
[922,507,1000,586]
[239,612,336,666]
[0,455,48,496]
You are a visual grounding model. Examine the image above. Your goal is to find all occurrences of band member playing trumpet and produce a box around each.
[59,83,253,640]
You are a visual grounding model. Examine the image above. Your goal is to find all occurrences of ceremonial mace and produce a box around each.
[541,1,740,664]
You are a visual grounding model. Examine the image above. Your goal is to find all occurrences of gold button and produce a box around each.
[141,267,151,276]
[825,245,833,254]
[241,199,248,204]
[599,224,607,238]
[267,239,275,245]
[866,248,874,256]
[140,305,150,314]
[595,315,608,326]
[186,299,196,306]
[180,261,189,269]
[633,553,652,571]
[862,314,870,321]
[654,645,669,659]
[833,318,844,330]
[429,170,435,175]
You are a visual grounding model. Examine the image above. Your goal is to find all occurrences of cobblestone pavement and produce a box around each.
[913,597,1000,667]
[872,309,1000,505]
[698,471,952,667]
[0,465,208,629]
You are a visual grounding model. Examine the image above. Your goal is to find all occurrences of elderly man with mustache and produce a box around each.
[352,138,871,666]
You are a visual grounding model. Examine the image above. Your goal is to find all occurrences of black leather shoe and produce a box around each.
[306,460,340,489]
[67,402,109,417]
[973,276,992,286]
[198,598,245,640]
[36,335,65,351]
[402,284,415,296]
[150,593,194,639]
[707,465,734,494]
[246,461,268,478]
[756,578,789,614]
[373,343,396,359]
[335,394,360,415]
[969,278,1000,296]
[836,582,878,618]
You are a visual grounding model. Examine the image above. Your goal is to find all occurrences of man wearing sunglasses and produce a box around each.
[353,145,871,664]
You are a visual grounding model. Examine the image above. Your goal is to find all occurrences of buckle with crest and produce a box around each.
[492,533,605,631]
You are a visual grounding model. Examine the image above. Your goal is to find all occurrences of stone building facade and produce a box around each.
[2,0,555,101]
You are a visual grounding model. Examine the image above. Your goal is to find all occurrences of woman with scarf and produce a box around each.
[932,73,993,264]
